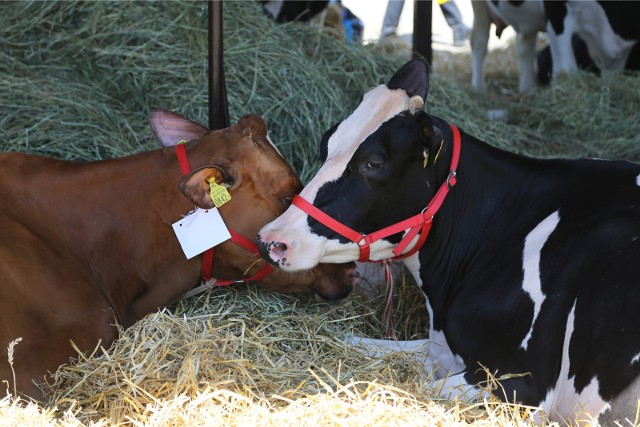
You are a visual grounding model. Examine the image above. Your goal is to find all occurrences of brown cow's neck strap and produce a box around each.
[174,143,273,285]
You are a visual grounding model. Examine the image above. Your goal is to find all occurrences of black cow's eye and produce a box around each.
[366,160,384,170]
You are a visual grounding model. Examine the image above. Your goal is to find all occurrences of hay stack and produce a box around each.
[1,0,639,425]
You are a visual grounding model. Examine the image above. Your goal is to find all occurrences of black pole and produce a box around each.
[208,0,230,130]
[412,0,433,65]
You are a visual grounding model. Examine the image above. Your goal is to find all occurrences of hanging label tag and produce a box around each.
[172,208,231,259]
[209,179,232,208]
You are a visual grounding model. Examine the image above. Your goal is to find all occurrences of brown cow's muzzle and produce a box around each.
[311,262,360,301]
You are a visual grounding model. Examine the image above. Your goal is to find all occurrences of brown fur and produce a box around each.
[0,112,356,400]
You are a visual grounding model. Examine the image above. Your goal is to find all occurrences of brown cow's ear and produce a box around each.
[149,110,210,147]
[236,114,268,139]
[179,166,228,209]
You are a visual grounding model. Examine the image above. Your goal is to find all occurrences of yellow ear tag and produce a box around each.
[177,139,188,145]
[209,178,232,208]
[423,150,429,168]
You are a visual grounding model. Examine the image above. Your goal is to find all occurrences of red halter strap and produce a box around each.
[292,124,461,262]
[175,143,274,284]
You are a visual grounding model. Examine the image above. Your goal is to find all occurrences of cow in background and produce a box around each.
[471,0,547,93]
[0,111,358,400]
[472,1,639,93]
[259,0,328,23]
[258,58,640,425]
[544,0,640,79]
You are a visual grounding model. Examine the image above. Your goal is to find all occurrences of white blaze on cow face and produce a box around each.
[258,85,412,270]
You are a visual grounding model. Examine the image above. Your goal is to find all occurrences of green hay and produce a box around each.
[0,0,406,181]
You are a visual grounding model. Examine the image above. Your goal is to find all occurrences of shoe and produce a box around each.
[452,23,471,46]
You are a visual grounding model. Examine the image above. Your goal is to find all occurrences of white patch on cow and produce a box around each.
[632,352,640,365]
[520,211,560,350]
[259,85,411,269]
[537,300,609,424]
[405,253,467,379]
[262,0,283,20]
[301,86,410,202]
[636,174,640,187]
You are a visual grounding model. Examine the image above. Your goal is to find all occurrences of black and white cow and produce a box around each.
[471,0,547,93]
[544,0,640,79]
[258,58,640,425]
[472,0,640,93]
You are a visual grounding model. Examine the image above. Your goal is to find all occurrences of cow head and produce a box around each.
[258,58,446,270]
[149,111,358,300]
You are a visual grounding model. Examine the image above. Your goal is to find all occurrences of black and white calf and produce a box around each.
[544,0,640,78]
[258,58,640,425]
[472,0,640,93]
[471,0,547,93]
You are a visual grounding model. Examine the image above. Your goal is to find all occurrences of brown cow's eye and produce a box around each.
[280,196,294,205]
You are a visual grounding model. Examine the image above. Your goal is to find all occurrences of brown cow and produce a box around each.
[0,111,358,400]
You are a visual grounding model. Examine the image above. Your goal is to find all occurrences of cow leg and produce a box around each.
[516,32,538,94]
[432,372,489,402]
[470,1,491,91]
[545,5,577,78]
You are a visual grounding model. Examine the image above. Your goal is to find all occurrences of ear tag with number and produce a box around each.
[172,208,231,259]
[209,178,232,208]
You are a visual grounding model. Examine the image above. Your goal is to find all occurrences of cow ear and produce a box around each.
[149,110,210,147]
[236,114,268,138]
[387,58,430,101]
[178,166,234,209]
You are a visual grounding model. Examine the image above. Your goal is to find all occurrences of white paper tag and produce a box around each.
[172,208,231,259]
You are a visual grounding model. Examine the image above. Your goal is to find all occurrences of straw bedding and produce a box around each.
[1,1,639,425]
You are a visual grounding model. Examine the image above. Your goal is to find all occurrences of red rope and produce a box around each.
[383,261,396,339]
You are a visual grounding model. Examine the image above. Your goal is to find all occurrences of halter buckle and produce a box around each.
[447,170,457,188]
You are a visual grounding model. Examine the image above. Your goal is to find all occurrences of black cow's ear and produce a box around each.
[387,58,430,100]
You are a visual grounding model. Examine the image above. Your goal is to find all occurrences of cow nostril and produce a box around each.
[270,242,287,259]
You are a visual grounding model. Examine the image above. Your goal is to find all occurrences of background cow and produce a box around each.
[258,58,640,425]
[471,0,547,93]
[472,0,640,93]
[544,0,640,78]
[0,111,358,400]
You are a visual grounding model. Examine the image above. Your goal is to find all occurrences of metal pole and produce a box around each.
[208,0,230,130]
[412,0,433,65]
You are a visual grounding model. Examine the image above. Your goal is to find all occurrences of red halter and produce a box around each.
[292,124,461,263]
[175,143,273,285]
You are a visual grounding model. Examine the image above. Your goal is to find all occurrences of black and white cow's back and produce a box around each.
[258,58,640,424]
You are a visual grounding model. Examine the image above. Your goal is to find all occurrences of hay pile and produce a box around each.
[0,0,405,182]
[1,0,639,426]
